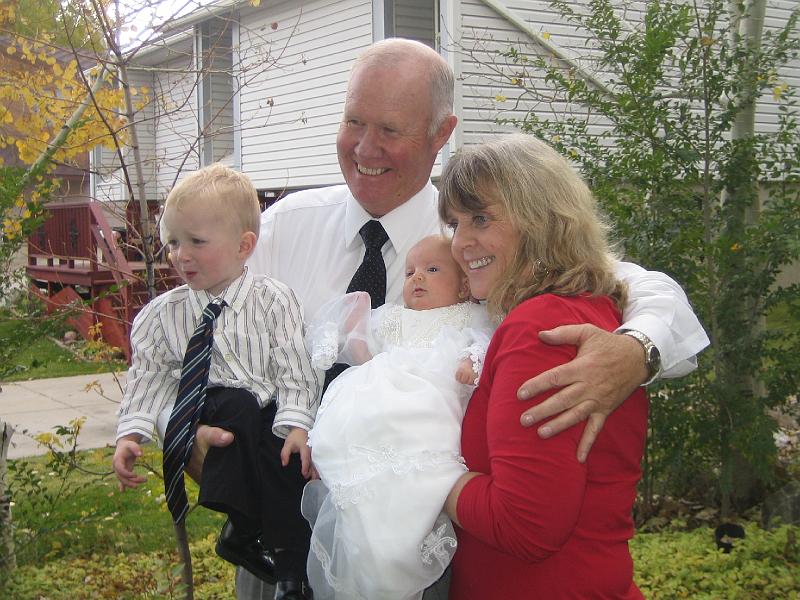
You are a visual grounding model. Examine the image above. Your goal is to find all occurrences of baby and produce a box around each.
[302,234,493,600]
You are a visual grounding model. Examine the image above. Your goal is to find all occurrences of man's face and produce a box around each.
[336,63,443,217]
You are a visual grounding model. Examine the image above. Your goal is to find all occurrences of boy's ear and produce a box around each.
[458,275,470,300]
[238,231,257,260]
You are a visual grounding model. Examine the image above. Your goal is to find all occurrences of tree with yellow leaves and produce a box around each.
[0,1,126,279]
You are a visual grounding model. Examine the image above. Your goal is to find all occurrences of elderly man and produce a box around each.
[184,39,708,600]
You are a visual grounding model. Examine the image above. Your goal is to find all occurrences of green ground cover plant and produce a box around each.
[633,522,799,599]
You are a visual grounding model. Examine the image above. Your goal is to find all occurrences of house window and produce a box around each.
[197,19,235,166]
[384,0,438,49]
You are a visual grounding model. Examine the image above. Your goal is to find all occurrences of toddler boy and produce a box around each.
[112,163,319,599]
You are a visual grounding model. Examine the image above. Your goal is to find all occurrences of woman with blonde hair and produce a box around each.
[440,134,646,599]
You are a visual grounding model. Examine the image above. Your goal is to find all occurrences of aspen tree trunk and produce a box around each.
[718,0,767,516]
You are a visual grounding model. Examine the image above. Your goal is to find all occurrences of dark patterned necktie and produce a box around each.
[323,220,389,389]
[163,299,225,524]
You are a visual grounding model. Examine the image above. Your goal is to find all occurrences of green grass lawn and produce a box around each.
[3,445,233,598]
[0,311,126,382]
[7,445,223,564]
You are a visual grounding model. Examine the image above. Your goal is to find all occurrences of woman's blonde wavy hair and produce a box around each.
[438,134,627,316]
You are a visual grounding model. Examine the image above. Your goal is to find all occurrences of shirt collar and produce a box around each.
[188,267,254,316]
[344,181,437,254]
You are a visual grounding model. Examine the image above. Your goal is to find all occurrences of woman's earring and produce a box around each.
[533,258,549,278]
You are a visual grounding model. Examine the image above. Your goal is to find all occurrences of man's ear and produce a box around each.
[239,231,257,260]
[431,114,458,153]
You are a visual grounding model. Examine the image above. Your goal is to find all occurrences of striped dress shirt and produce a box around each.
[117,268,321,443]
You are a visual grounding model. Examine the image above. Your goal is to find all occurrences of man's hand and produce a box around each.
[281,427,312,478]
[112,436,147,491]
[185,425,235,484]
[517,324,648,463]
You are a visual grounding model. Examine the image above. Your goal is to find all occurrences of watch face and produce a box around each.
[647,345,661,371]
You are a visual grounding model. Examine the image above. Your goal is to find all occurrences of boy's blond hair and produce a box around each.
[160,163,260,243]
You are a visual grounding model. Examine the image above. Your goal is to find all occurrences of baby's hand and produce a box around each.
[280,427,312,479]
[112,436,147,491]
[456,357,477,385]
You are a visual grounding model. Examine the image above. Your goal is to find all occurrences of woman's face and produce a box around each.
[445,187,520,301]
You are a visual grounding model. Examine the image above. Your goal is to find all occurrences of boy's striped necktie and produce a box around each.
[163,298,225,524]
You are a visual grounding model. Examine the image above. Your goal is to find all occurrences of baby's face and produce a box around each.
[403,237,468,311]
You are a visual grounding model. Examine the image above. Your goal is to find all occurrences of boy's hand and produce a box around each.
[456,357,477,385]
[281,427,312,478]
[112,435,147,491]
[186,425,235,484]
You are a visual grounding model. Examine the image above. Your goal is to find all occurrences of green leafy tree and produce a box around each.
[480,0,800,514]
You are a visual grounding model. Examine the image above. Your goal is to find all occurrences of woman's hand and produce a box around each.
[516,324,648,463]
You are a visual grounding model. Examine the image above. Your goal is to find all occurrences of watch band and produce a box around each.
[619,329,663,386]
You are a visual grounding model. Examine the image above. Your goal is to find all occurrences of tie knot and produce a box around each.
[359,220,389,251]
[203,299,225,322]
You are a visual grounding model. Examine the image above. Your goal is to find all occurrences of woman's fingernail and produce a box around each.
[521,414,535,426]
[519,389,530,400]
[539,425,553,438]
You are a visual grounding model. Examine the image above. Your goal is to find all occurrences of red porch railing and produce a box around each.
[26,200,178,361]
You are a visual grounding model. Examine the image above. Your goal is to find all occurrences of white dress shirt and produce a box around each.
[247,181,709,377]
[118,269,321,443]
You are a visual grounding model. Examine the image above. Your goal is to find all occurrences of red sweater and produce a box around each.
[451,294,647,600]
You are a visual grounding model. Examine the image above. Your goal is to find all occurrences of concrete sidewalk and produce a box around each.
[2,371,126,459]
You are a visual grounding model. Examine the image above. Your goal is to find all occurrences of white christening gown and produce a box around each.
[303,293,492,600]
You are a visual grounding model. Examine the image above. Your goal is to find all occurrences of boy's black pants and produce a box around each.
[197,387,310,576]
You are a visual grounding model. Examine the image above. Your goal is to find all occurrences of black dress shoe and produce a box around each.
[274,578,313,600]
[214,519,277,583]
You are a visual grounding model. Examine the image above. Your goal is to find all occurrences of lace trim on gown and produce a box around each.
[329,444,466,509]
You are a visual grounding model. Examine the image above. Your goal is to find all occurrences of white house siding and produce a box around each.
[92,68,158,206]
[448,0,800,150]
[92,146,126,204]
[449,0,592,148]
[238,0,374,190]
[153,53,202,197]
[757,1,800,134]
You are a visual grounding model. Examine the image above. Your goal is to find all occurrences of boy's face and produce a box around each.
[402,236,468,311]
[161,201,253,296]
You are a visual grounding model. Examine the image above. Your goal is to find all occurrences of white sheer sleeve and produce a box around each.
[306,291,382,369]
[457,324,493,386]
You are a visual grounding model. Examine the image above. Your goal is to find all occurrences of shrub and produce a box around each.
[632,522,799,598]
